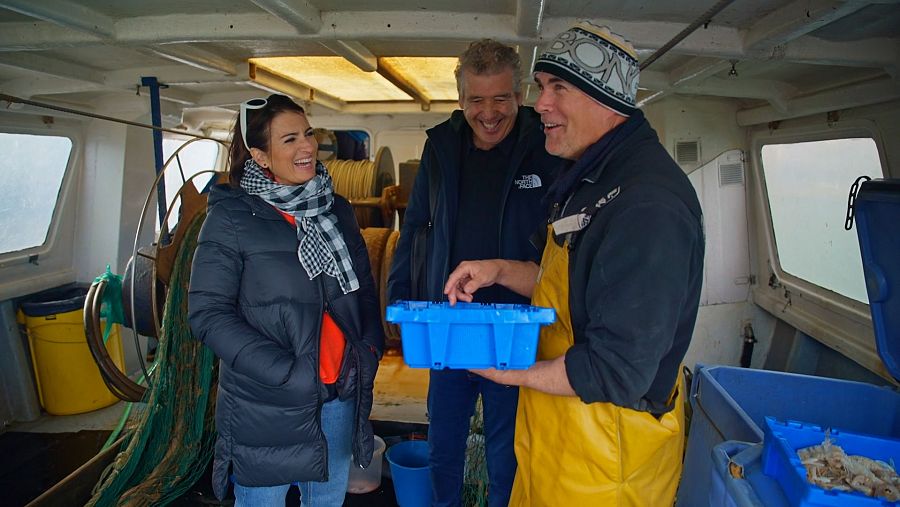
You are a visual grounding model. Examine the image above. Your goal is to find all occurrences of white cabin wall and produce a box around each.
[73,119,127,281]
[642,96,775,369]
[117,123,158,274]
[74,112,159,281]
[644,96,746,172]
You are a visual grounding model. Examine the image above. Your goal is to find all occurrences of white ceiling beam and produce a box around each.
[0,12,894,71]
[0,14,634,50]
[636,59,730,107]
[516,0,545,38]
[102,65,247,87]
[249,0,322,34]
[678,77,798,102]
[342,101,457,115]
[633,69,670,91]
[0,53,104,83]
[148,44,237,75]
[320,40,377,72]
[669,58,731,87]
[736,77,900,126]
[0,0,114,39]
[636,90,672,108]
[541,17,744,57]
[0,21,103,50]
[192,90,268,108]
[771,36,899,70]
[0,63,234,100]
[743,0,871,51]
[0,76,99,98]
[111,13,298,44]
[0,73,200,106]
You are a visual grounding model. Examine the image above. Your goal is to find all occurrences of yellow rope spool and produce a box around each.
[324,146,395,228]
[380,230,402,348]
[360,227,392,294]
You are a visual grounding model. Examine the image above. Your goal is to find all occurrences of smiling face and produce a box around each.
[533,71,626,160]
[250,111,318,185]
[459,68,522,150]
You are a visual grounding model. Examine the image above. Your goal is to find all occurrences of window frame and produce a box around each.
[0,124,80,263]
[750,119,891,376]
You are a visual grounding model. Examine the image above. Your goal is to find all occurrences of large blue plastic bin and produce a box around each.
[854,179,900,380]
[679,178,900,506]
[676,365,900,507]
[385,301,555,369]
[761,417,900,506]
[710,441,790,507]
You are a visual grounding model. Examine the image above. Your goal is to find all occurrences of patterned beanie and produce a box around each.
[533,21,639,116]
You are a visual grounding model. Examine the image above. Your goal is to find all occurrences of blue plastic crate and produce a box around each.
[762,417,900,507]
[385,301,555,369]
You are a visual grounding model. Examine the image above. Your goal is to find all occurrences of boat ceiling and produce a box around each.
[0,0,898,130]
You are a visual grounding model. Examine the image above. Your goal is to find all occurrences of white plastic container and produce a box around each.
[347,435,386,494]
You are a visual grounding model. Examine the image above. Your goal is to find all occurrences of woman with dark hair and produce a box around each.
[188,93,383,506]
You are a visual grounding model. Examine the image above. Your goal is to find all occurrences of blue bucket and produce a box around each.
[385,440,431,507]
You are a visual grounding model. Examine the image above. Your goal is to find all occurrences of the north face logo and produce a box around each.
[515,174,542,189]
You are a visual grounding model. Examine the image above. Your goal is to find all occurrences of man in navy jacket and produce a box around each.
[387,39,559,507]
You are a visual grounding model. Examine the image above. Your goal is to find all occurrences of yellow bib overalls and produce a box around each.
[509,225,685,506]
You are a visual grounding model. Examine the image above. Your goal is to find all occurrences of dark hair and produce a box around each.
[228,94,306,187]
[455,39,522,97]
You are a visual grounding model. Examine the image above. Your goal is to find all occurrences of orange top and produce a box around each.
[319,311,346,383]
[274,208,346,384]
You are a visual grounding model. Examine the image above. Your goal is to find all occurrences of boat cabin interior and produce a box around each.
[0,0,898,505]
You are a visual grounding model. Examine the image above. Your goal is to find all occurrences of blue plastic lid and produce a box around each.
[854,179,900,381]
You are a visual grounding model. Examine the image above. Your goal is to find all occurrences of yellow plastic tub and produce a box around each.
[19,308,123,415]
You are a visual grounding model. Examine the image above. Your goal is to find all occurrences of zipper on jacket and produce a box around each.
[496,138,535,258]
[323,295,364,467]
[317,284,328,481]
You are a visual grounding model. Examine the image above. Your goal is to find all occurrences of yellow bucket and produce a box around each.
[19,308,124,415]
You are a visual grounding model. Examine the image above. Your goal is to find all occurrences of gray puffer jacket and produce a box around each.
[188,183,383,500]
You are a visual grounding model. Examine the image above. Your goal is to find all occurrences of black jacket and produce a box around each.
[388,107,561,302]
[188,184,383,499]
[550,114,704,413]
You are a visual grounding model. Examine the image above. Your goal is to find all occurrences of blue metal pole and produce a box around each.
[140,76,169,244]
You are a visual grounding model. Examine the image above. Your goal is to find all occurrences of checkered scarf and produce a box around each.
[240,158,359,294]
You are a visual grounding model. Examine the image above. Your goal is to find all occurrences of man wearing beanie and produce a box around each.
[388,39,559,507]
[444,22,704,505]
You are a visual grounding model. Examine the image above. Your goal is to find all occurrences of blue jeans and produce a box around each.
[427,369,518,507]
[233,397,354,507]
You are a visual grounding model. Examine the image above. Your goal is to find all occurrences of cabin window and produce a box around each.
[0,133,73,255]
[161,137,220,232]
[760,138,884,303]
